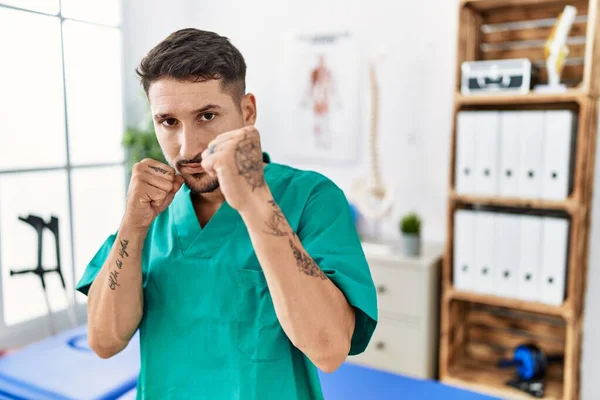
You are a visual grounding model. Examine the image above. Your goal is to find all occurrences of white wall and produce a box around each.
[121,0,198,129]
[194,0,457,244]
[123,0,458,245]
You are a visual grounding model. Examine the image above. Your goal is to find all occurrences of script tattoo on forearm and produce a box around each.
[109,239,130,290]
[118,239,129,258]
[235,133,265,191]
[263,199,328,280]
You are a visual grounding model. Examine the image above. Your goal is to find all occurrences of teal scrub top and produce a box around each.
[76,159,378,400]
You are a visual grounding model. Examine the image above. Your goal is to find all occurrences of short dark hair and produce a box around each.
[135,28,247,102]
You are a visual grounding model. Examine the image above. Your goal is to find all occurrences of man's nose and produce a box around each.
[179,126,205,161]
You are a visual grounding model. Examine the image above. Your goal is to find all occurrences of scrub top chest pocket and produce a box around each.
[236,268,289,362]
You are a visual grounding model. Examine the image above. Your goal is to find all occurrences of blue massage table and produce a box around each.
[0,325,139,400]
[0,325,499,400]
[116,362,501,400]
[319,362,500,400]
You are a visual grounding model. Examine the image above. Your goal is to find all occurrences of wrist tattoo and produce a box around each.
[235,133,265,191]
[109,238,130,290]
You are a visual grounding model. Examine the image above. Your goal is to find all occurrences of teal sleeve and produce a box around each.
[297,180,378,356]
[75,233,117,296]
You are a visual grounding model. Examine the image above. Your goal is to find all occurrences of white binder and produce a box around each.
[540,217,569,306]
[494,213,520,298]
[474,112,500,196]
[518,111,545,199]
[499,111,521,198]
[453,209,475,291]
[518,215,543,302]
[542,110,575,200]
[455,112,476,195]
[474,211,496,294]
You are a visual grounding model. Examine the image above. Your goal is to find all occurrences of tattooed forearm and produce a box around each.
[235,133,265,191]
[263,198,327,279]
[109,239,130,290]
[264,200,290,236]
[289,238,328,280]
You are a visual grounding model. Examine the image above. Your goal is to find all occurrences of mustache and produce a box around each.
[176,154,203,170]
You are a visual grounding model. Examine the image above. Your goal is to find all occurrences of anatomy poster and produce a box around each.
[282,31,360,163]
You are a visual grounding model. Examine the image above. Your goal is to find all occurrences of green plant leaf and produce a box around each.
[400,212,421,234]
[122,122,167,169]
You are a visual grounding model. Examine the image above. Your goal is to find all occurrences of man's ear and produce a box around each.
[241,93,257,126]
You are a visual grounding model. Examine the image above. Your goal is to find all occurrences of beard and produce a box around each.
[184,172,220,195]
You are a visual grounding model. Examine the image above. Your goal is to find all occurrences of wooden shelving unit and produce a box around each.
[439,1,600,399]
[456,91,586,107]
[450,191,579,214]
[446,356,565,400]
[445,289,568,318]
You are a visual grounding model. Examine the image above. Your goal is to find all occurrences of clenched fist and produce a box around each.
[200,126,269,212]
[124,159,185,230]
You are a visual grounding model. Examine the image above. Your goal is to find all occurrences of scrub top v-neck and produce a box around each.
[171,180,237,257]
[76,159,378,400]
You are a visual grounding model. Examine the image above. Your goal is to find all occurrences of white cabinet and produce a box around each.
[349,242,443,379]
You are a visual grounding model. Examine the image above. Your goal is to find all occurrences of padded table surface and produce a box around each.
[0,325,139,400]
[318,362,501,400]
[118,361,502,399]
[0,326,501,400]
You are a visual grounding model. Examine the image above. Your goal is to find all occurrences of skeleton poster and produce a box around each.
[281,32,360,163]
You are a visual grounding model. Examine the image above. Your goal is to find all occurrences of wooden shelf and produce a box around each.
[461,0,586,13]
[444,357,563,400]
[450,192,578,214]
[445,288,567,318]
[441,1,599,398]
[456,91,586,107]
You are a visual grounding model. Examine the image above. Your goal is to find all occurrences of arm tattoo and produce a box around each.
[149,166,169,175]
[109,239,130,290]
[108,270,120,289]
[263,199,328,280]
[289,238,328,280]
[264,200,290,236]
[118,239,129,258]
[235,133,265,191]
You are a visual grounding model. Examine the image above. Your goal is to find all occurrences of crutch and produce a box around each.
[10,214,56,335]
[45,216,77,329]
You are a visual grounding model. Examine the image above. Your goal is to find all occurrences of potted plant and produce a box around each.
[122,123,166,171]
[399,212,421,256]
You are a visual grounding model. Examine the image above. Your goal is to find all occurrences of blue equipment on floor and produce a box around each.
[0,325,139,400]
[497,343,564,398]
[498,343,549,381]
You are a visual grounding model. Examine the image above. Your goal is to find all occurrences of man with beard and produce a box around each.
[77,28,377,400]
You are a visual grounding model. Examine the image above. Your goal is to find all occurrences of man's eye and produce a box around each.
[162,118,178,127]
[200,113,216,122]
